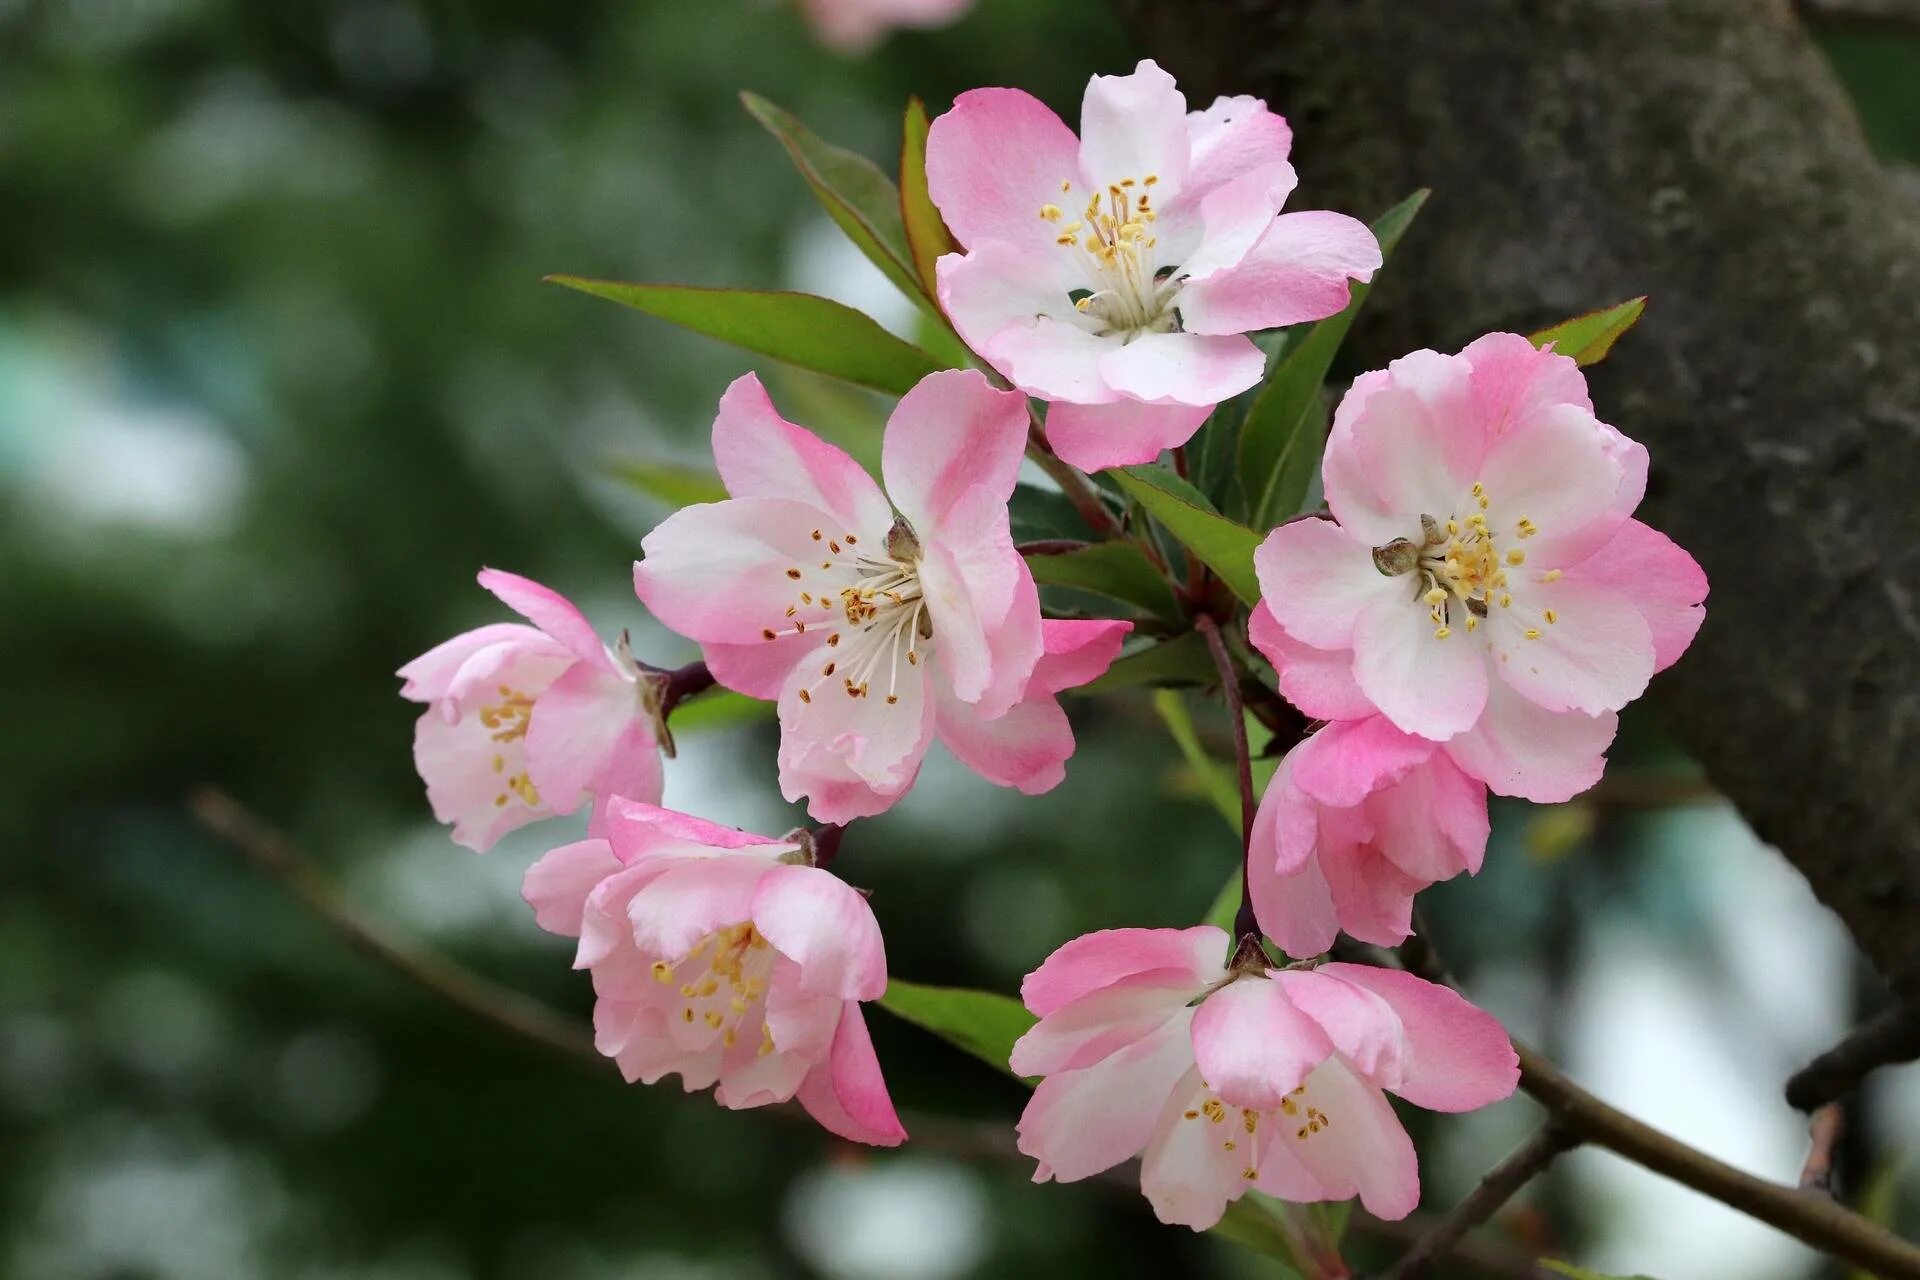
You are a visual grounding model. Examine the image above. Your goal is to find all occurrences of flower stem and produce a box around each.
[1195,613,1259,944]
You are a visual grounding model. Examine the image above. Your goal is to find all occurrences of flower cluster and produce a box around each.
[396,59,1706,1239]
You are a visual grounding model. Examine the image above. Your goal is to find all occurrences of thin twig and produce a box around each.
[1195,613,1259,942]
[1798,0,1920,33]
[189,787,601,1065]
[1800,1103,1846,1198]
[1378,1122,1577,1280]
[1785,1002,1920,1111]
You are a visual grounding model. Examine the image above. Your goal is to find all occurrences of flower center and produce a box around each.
[1039,175,1181,340]
[1372,482,1556,641]
[479,684,540,810]
[1181,1083,1333,1182]
[761,518,931,709]
[651,921,778,1056]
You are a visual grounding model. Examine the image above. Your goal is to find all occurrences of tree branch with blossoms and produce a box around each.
[200,44,1920,1280]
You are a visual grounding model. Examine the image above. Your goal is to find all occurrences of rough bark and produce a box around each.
[1122,0,1920,1005]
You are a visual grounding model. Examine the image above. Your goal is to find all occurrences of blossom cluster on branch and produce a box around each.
[396,61,1706,1245]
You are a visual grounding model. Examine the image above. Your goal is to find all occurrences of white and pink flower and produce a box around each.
[634,370,1128,822]
[796,0,973,52]
[927,60,1380,472]
[397,571,666,852]
[523,799,905,1146]
[1253,334,1707,783]
[1012,926,1518,1229]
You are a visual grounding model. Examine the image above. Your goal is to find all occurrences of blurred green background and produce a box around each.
[4,3,1917,1277]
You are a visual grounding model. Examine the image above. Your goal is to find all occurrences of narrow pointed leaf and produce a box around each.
[1111,465,1263,605]
[878,980,1035,1080]
[1528,297,1647,367]
[901,96,956,299]
[1024,541,1181,619]
[547,279,949,396]
[1154,690,1241,830]
[606,458,728,508]
[741,92,927,306]
[1238,189,1430,529]
[1077,631,1216,693]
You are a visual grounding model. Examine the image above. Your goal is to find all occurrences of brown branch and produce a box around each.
[189,787,601,1066]
[1797,0,1920,33]
[1378,1121,1577,1280]
[1800,1103,1846,1198]
[1785,1002,1920,1111]
[1195,613,1260,943]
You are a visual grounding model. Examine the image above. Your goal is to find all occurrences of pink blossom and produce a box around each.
[634,370,1128,822]
[1012,927,1518,1228]
[397,570,665,852]
[1254,334,1707,760]
[522,799,905,1146]
[796,0,972,52]
[927,61,1380,472]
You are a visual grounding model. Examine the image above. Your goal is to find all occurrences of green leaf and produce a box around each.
[666,688,772,736]
[547,279,950,396]
[1203,869,1240,931]
[900,96,955,301]
[1110,465,1264,605]
[1009,483,1086,543]
[1153,690,1241,831]
[1528,297,1647,367]
[605,458,727,508]
[1851,1152,1911,1280]
[877,980,1035,1080]
[1077,631,1216,694]
[1238,190,1430,529]
[1213,1196,1310,1276]
[1542,1262,1663,1280]
[741,92,927,307]
[1024,541,1180,619]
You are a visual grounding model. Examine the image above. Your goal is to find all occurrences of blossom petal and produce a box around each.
[600,798,789,863]
[1254,516,1399,651]
[776,651,935,823]
[1099,331,1265,407]
[1560,518,1707,674]
[882,369,1030,535]
[1288,716,1436,808]
[1248,604,1377,721]
[796,1003,908,1147]
[1249,786,1339,959]
[934,673,1075,795]
[711,373,892,535]
[701,633,816,700]
[1011,970,1204,1077]
[751,864,887,1001]
[585,720,668,840]
[626,857,772,961]
[1139,1065,1259,1230]
[1459,331,1592,435]
[1184,95,1292,202]
[1484,576,1654,716]
[1351,594,1489,741]
[1364,750,1488,882]
[1318,838,1423,947]
[937,245,1106,402]
[1180,211,1380,335]
[1033,618,1133,695]
[521,838,622,936]
[1335,356,1482,538]
[1172,161,1299,286]
[1315,965,1519,1113]
[1022,925,1226,1017]
[1257,1057,1420,1220]
[478,569,610,668]
[1043,397,1212,472]
[1190,977,1334,1111]
[524,663,646,817]
[1441,680,1617,803]
[398,623,545,703]
[926,87,1083,252]
[1078,60,1190,200]
[634,497,845,643]
[1274,969,1407,1086]
[1018,1008,1196,1182]
[1476,402,1627,564]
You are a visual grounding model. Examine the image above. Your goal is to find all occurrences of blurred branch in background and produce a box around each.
[1379,1122,1577,1280]
[1800,0,1920,33]
[1786,1002,1920,1111]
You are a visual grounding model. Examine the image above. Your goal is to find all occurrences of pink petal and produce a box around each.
[796,1002,907,1147]
[410,648,573,852]
[1184,95,1292,203]
[960,556,1046,719]
[777,652,935,823]
[626,856,772,961]
[751,864,887,1002]
[600,798,787,862]
[1442,680,1617,803]
[1017,1009,1196,1181]
[521,838,622,936]
[397,623,546,703]
[1459,331,1592,434]
[1138,1065,1261,1229]
[1043,397,1213,472]
[1170,161,1299,286]
[633,496,847,643]
[1484,577,1654,716]
[524,663,648,817]
[1288,716,1436,808]
[1078,60,1190,201]
[439,634,573,711]
[1363,750,1489,882]
[1248,604,1377,722]
[1098,331,1265,407]
[1560,518,1707,673]
[1033,618,1133,695]
[1253,516,1397,651]
[701,633,816,700]
[1318,837,1424,947]
[710,373,892,535]
[1351,594,1489,741]
[478,569,609,669]
[926,87,1083,252]
[1275,969,1407,1085]
[933,675,1075,795]
[936,244,1108,402]
[1022,925,1226,1017]
[922,485,1029,685]
[1180,210,1380,335]
[1336,356,1482,540]
[1476,402,1628,565]
[1257,1057,1421,1220]
[1010,971,1202,1076]
[1248,787,1339,959]
[881,369,1029,537]
[585,720,668,839]
[1316,965,1519,1113]
[1190,977,1334,1111]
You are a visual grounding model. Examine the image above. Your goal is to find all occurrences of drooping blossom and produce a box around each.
[796,0,972,52]
[634,370,1128,822]
[1012,926,1518,1229]
[1253,333,1707,776]
[522,798,905,1146]
[927,60,1380,472]
[398,570,666,852]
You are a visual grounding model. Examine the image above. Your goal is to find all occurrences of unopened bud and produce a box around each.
[1372,538,1420,577]
[885,516,922,564]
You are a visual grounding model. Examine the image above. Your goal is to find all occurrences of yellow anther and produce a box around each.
[1542,569,1562,583]
[1465,616,1479,632]
[1242,1168,1259,1181]
[730,996,748,1013]
[1524,628,1542,640]
[652,962,675,984]
[1446,519,1460,535]
[1183,1109,1200,1120]
[1543,609,1558,625]
[1477,493,1490,510]
[1039,203,1063,221]
[1499,593,1513,608]
[1060,179,1072,192]
[723,1029,737,1048]
[1424,587,1448,605]
[1143,174,1159,185]
[703,1010,723,1028]
[1433,626,1451,640]
[1506,548,1526,566]
[681,1007,695,1023]
[1471,482,1485,497]
[1222,1140,1237,1152]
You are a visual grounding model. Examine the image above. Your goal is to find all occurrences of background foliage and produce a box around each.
[3,2,1917,1277]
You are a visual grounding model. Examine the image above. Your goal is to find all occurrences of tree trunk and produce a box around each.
[1123,0,1920,1005]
